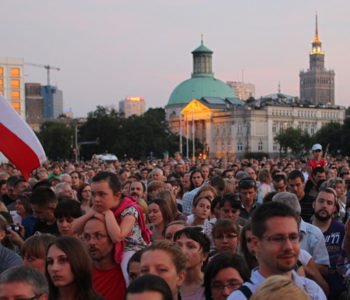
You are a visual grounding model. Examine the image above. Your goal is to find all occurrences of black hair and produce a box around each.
[219,193,241,209]
[92,171,121,194]
[127,249,144,273]
[29,186,57,207]
[287,170,305,183]
[173,227,210,254]
[126,274,173,300]
[54,199,82,219]
[209,176,225,193]
[203,252,250,300]
[251,202,299,238]
[313,166,326,176]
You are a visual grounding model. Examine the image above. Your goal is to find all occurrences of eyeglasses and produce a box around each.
[262,233,302,245]
[313,149,322,153]
[211,280,243,291]
[82,232,108,241]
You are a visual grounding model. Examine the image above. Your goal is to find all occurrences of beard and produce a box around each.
[314,209,332,221]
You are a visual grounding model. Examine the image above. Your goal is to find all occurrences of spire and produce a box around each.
[278,81,281,94]
[201,33,204,45]
[313,13,319,43]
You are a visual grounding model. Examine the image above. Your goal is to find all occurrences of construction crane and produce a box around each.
[25,63,60,86]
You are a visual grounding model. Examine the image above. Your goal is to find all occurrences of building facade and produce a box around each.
[0,57,25,117]
[300,15,335,105]
[169,98,345,159]
[119,96,146,117]
[41,85,63,119]
[25,83,44,130]
[226,81,255,100]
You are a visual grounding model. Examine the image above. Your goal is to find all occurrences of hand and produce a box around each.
[7,229,24,247]
[93,212,105,221]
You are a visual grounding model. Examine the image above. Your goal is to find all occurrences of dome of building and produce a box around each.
[168,77,235,105]
[167,40,235,106]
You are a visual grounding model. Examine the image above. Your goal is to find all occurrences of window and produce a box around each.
[11,79,20,88]
[12,102,20,111]
[0,67,3,76]
[11,90,20,100]
[237,143,243,152]
[273,143,278,152]
[258,141,263,151]
[0,90,3,95]
[11,68,20,77]
[0,79,3,88]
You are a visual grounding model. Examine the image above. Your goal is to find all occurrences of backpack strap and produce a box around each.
[237,285,253,299]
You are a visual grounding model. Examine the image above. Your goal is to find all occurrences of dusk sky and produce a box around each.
[2,1,350,117]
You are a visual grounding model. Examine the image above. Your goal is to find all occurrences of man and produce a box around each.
[305,167,327,199]
[29,186,59,235]
[312,187,346,299]
[272,192,330,276]
[129,180,146,200]
[272,173,287,193]
[83,217,126,300]
[288,170,315,223]
[307,144,327,175]
[228,202,326,300]
[238,177,258,219]
[0,266,48,300]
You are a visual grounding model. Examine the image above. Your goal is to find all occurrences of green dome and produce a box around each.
[168,76,235,106]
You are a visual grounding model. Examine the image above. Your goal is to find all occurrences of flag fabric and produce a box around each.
[0,95,46,179]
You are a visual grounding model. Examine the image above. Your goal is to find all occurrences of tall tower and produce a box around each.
[299,15,335,105]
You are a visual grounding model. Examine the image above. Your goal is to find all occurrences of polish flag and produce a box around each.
[0,95,46,179]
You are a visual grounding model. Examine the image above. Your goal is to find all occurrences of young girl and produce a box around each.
[188,196,212,238]
[72,171,151,285]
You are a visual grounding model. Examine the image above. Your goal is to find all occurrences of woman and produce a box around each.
[257,168,272,204]
[70,171,82,191]
[15,195,36,239]
[140,240,186,300]
[174,227,210,300]
[54,199,82,237]
[189,170,204,191]
[77,183,92,214]
[148,198,174,241]
[158,190,187,221]
[22,233,56,273]
[165,220,187,241]
[212,219,240,255]
[46,236,101,300]
[126,274,173,300]
[240,223,258,270]
[204,252,250,300]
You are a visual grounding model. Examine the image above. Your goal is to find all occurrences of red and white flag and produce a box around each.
[0,95,46,179]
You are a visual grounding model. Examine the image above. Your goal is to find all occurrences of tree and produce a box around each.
[274,127,312,156]
[313,122,343,156]
[38,121,74,160]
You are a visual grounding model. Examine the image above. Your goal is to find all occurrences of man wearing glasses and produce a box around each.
[228,202,326,300]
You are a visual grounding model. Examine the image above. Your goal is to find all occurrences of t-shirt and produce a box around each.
[92,265,126,300]
[0,244,22,273]
[308,159,326,173]
[300,194,315,223]
[33,219,60,236]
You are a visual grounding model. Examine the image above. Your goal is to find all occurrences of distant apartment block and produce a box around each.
[226,81,255,100]
[25,83,44,129]
[119,96,146,117]
[0,57,25,117]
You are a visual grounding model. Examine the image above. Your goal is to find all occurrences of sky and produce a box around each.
[2,1,350,117]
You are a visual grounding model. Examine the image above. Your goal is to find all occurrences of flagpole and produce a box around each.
[192,108,195,161]
[179,114,183,154]
[186,114,189,159]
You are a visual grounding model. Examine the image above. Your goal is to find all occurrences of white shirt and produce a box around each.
[227,270,326,300]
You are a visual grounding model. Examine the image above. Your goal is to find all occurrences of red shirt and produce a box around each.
[93,265,126,300]
[308,158,326,172]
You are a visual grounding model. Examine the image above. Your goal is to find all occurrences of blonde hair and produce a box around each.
[250,275,310,300]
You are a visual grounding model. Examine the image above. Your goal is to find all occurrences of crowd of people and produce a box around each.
[1,144,350,299]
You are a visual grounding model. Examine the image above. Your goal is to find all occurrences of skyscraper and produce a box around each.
[119,97,146,117]
[300,15,335,105]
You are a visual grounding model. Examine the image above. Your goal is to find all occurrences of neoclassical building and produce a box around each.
[166,40,345,159]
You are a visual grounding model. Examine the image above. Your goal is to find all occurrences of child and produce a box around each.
[187,196,212,238]
[72,171,151,285]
